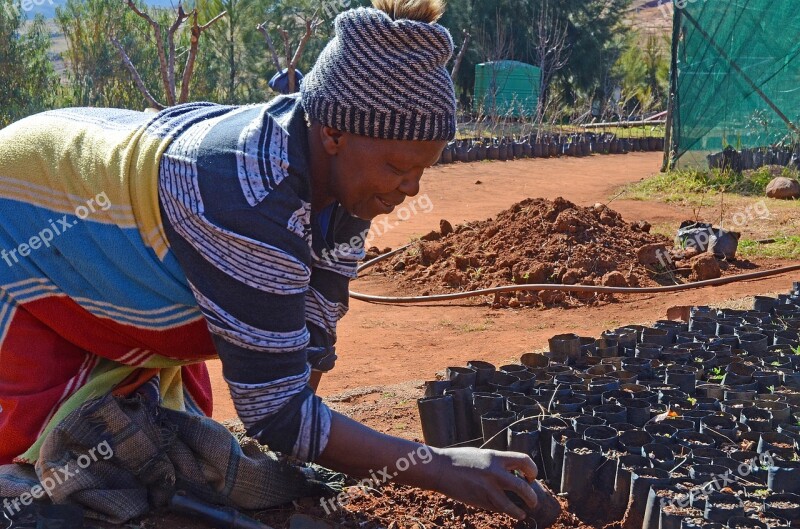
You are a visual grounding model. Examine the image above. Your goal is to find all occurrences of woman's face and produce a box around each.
[320,127,447,220]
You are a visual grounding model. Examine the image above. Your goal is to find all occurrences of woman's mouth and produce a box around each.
[377,196,395,213]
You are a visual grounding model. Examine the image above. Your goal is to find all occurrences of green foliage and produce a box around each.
[3,0,640,120]
[0,4,59,127]
[55,0,169,108]
[613,31,670,113]
[440,0,632,107]
[739,236,800,260]
[192,0,265,104]
[625,166,788,201]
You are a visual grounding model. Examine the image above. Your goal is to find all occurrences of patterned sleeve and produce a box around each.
[156,98,337,462]
[305,205,372,372]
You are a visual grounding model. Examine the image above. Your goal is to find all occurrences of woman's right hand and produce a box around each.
[426,446,540,520]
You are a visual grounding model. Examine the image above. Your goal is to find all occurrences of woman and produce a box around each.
[0,0,539,520]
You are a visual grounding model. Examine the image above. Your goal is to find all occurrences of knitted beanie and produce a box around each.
[300,6,457,142]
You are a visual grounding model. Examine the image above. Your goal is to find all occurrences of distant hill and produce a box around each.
[20,0,180,19]
[627,0,672,35]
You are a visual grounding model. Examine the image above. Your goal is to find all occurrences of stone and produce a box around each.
[601,271,628,287]
[766,177,800,199]
[690,254,721,281]
[561,268,582,285]
[637,243,669,267]
[442,270,465,287]
[439,219,454,236]
[553,209,586,233]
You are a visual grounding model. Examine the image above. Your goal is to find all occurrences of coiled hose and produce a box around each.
[350,243,800,304]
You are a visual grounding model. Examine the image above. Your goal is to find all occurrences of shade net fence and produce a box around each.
[669,0,800,169]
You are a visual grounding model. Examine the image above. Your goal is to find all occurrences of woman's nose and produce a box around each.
[398,172,422,197]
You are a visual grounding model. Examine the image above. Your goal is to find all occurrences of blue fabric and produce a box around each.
[269,68,304,95]
[317,202,336,246]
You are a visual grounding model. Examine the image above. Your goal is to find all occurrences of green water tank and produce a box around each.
[473,60,541,117]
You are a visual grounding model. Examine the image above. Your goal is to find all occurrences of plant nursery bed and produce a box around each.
[416,281,800,529]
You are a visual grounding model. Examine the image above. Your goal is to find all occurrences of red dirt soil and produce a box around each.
[368,197,666,307]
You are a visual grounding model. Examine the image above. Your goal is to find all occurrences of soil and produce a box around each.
[768,501,800,509]
[661,505,701,517]
[364,197,762,308]
[367,197,671,306]
[93,486,597,529]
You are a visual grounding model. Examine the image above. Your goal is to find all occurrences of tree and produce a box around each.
[439,0,632,111]
[56,0,163,109]
[532,0,570,122]
[189,0,273,104]
[0,3,59,127]
[255,0,339,95]
[257,9,321,94]
[113,1,226,109]
[613,31,670,115]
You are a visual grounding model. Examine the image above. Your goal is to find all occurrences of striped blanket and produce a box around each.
[0,107,216,465]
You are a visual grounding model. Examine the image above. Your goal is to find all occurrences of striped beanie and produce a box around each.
[300,6,457,142]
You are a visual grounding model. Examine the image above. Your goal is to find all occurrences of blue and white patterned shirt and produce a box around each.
[156,95,371,461]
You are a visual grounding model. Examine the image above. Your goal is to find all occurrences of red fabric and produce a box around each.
[0,296,215,465]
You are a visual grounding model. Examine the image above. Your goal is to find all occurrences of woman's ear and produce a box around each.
[320,125,345,155]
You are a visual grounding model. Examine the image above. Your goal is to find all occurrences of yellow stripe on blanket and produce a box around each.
[0,109,172,260]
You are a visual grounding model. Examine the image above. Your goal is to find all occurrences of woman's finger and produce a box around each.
[499,471,539,512]
[501,452,538,482]
[486,487,527,521]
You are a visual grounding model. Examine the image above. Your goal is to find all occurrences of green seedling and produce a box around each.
[792,345,800,356]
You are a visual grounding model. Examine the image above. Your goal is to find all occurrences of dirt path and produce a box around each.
[208,152,798,420]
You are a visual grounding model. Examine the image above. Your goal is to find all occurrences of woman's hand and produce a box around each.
[427,447,539,520]
[318,412,545,521]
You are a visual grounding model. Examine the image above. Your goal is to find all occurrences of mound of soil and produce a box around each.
[366,197,672,308]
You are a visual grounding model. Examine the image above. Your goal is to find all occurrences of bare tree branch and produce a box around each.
[450,29,471,80]
[111,35,165,109]
[286,15,321,93]
[258,10,321,94]
[124,0,171,105]
[533,0,571,126]
[166,4,190,105]
[120,1,225,107]
[256,21,282,72]
[279,27,290,66]
[179,9,227,103]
